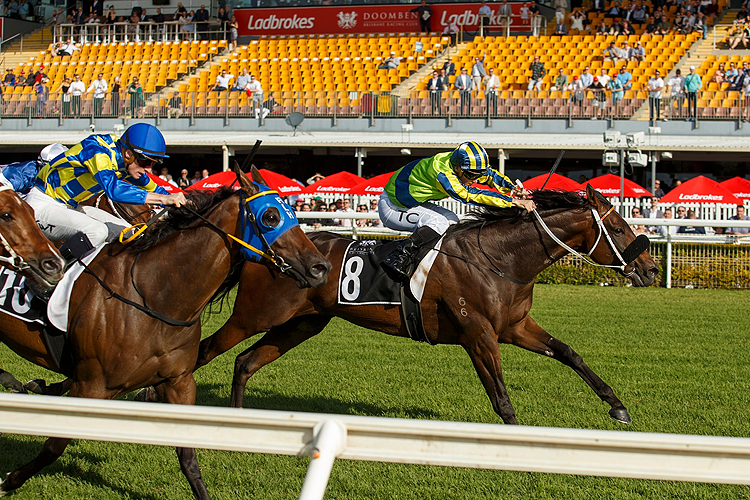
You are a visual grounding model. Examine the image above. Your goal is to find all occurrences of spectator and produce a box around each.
[631,41,645,61]
[730,63,750,91]
[728,20,747,49]
[229,15,239,53]
[443,19,460,46]
[712,62,726,83]
[597,68,611,88]
[644,17,659,34]
[180,10,195,38]
[56,40,80,57]
[442,59,456,77]
[653,180,666,198]
[191,170,202,184]
[333,198,354,227]
[591,77,606,119]
[54,76,72,116]
[551,68,568,91]
[603,41,624,62]
[69,74,85,116]
[674,205,687,219]
[194,4,210,40]
[665,68,684,120]
[629,1,649,24]
[479,1,493,34]
[648,70,664,123]
[555,6,565,25]
[428,70,444,116]
[22,71,35,87]
[245,75,263,115]
[617,65,632,90]
[570,9,587,32]
[553,16,568,35]
[520,2,530,26]
[568,75,584,110]
[642,197,662,233]
[596,20,610,34]
[621,20,635,35]
[727,205,750,234]
[630,207,648,234]
[683,65,702,123]
[471,54,486,93]
[655,208,678,236]
[530,1,544,36]
[87,72,108,117]
[725,61,739,85]
[410,0,433,32]
[498,0,513,33]
[110,76,121,117]
[589,0,605,13]
[677,209,706,234]
[454,67,473,115]
[34,79,49,116]
[484,68,500,115]
[738,5,749,21]
[259,92,280,119]
[528,55,546,92]
[3,69,15,87]
[233,68,250,91]
[606,0,622,18]
[213,69,233,91]
[607,73,624,105]
[166,91,182,118]
[33,66,47,86]
[657,15,671,34]
[355,204,370,228]
[579,66,593,89]
[201,169,210,179]
[378,51,401,70]
[126,76,144,118]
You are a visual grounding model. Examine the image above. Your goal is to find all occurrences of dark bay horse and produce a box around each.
[0,186,65,393]
[0,167,331,499]
[191,185,658,425]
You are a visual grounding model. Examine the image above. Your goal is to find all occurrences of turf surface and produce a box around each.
[1,284,749,499]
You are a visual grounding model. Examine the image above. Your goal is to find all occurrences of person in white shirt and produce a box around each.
[568,75,584,111]
[665,68,685,121]
[233,68,251,91]
[69,73,86,116]
[86,72,108,117]
[213,69,233,91]
[57,40,81,57]
[244,75,264,117]
[597,68,610,88]
[579,66,593,89]
[454,67,473,115]
[648,70,664,123]
[471,54,486,93]
[483,67,500,115]
[333,198,354,228]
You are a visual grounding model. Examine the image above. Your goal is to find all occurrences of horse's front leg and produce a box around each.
[153,373,210,500]
[504,315,630,424]
[456,316,518,425]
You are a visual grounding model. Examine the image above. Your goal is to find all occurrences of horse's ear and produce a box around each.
[234,161,258,195]
[586,184,609,209]
[250,165,268,186]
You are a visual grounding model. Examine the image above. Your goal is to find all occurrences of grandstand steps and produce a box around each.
[391,42,467,95]
[144,51,225,107]
[0,28,51,74]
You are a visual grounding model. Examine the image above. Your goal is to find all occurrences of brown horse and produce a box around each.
[0,167,331,499]
[189,185,658,426]
[0,186,65,393]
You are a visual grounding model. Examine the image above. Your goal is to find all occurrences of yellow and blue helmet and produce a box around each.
[450,141,490,176]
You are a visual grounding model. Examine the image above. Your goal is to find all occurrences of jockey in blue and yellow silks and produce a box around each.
[379,141,536,281]
[26,123,187,251]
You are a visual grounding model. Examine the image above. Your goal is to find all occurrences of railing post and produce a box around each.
[224,91,229,126]
[408,91,413,124]
[27,94,32,126]
[666,232,672,289]
[190,91,195,126]
[332,89,337,126]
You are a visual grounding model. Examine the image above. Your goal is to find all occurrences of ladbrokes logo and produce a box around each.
[245,14,314,30]
[337,11,357,29]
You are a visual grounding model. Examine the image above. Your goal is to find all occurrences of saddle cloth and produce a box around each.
[336,237,444,306]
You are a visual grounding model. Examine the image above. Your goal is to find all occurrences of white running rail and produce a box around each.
[1,393,750,500]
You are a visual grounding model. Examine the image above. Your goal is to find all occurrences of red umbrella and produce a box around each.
[587,174,652,198]
[660,175,743,205]
[522,173,584,192]
[302,171,365,194]
[147,173,182,193]
[347,172,395,196]
[257,169,304,195]
[187,171,242,191]
[719,177,750,201]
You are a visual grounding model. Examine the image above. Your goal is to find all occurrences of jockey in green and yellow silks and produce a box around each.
[378,141,536,281]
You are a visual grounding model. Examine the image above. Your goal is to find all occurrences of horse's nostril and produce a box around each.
[311,263,327,278]
[41,258,63,276]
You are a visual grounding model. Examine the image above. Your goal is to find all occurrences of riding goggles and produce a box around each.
[135,151,163,169]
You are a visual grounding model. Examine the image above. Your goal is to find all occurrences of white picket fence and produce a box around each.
[0,393,749,500]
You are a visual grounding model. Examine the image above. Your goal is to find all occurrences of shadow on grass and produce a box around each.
[194,383,442,419]
[0,437,160,500]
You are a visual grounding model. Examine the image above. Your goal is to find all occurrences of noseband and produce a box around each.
[0,185,38,273]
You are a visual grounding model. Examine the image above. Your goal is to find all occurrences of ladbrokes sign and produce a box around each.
[235,3,521,36]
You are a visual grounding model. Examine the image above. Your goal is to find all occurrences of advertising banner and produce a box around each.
[235,3,521,36]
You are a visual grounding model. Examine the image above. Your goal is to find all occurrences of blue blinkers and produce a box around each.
[238,183,299,263]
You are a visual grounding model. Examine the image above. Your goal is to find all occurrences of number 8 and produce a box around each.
[341,256,364,301]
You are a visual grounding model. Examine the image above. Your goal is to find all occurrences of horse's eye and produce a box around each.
[262,209,280,228]
[0,212,13,222]
[614,227,625,235]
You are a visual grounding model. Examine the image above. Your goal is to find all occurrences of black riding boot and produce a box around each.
[382,226,441,282]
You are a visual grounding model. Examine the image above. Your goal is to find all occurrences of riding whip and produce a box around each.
[539,150,566,190]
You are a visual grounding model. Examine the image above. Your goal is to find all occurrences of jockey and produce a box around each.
[26,123,186,251]
[379,141,536,281]
[0,144,69,197]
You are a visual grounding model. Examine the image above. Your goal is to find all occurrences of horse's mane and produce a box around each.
[449,189,591,237]
[128,187,237,253]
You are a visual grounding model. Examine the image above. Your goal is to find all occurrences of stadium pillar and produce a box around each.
[497,149,506,175]
[222,144,235,172]
[355,148,366,177]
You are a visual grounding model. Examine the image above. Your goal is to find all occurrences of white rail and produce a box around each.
[1,393,750,500]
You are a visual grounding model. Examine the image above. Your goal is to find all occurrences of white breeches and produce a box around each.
[25,187,130,247]
[378,192,459,235]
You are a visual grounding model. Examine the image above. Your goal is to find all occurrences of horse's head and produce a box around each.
[0,187,64,293]
[234,165,331,288]
[585,185,658,287]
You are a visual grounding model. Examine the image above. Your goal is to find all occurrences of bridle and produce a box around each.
[531,205,635,276]
[0,185,40,273]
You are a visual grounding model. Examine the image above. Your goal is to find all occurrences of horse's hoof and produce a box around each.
[609,407,631,424]
[23,379,45,394]
[134,388,156,402]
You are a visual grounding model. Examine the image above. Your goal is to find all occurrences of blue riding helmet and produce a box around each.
[118,123,169,160]
[238,183,300,263]
[450,141,490,176]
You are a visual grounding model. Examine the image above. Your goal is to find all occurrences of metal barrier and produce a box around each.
[4,89,746,123]
[1,393,749,500]
[54,22,228,44]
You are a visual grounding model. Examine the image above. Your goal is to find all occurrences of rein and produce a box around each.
[0,186,36,273]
